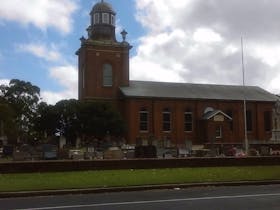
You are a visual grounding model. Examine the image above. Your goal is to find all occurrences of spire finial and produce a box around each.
[121,30,128,42]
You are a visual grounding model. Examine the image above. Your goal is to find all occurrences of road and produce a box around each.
[0,184,279,210]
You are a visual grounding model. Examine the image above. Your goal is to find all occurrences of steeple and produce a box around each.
[87,0,116,41]
[77,1,132,102]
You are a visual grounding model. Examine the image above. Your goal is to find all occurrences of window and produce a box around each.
[215,126,222,138]
[246,110,253,131]
[102,13,109,24]
[139,108,148,132]
[94,13,99,24]
[226,110,233,131]
[163,108,171,132]
[103,64,112,86]
[264,111,272,132]
[111,14,115,26]
[184,109,193,132]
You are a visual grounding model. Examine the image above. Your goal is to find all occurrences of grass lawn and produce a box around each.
[0,166,280,192]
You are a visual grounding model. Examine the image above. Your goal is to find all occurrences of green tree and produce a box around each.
[51,99,126,146]
[77,101,126,139]
[0,79,40,143]
[33,102,59,140]
[0,97,17,143]
[54,99,80,146]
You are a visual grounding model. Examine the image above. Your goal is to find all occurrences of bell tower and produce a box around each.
[77,0,132,102]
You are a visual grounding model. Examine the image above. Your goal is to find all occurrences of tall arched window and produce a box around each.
[163,108,171,132]
[139,108,149,132]
[103,63,113,86]
[184,108,193,132]
[246,110,253,131]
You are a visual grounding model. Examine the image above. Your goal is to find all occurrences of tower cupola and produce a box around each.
[88,0,116,41]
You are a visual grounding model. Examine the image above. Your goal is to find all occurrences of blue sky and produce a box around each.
[1,0,280,104]
[0,0,144,104]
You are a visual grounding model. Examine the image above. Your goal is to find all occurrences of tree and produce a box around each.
[0,96,17,143]
[51,99,126,146]
[33,102,59,140]
[1,79,41,143]
[54,99,80,146]
[77,101,126,139]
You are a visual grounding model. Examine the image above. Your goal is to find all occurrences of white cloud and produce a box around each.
[131,57,185,82]
[17,43,62,62]
[49,65,77,92]
[132,0,280,94]
[0,79,10,86]
[41,90,75,105]
[250,43,280,67]
[268,73,280,94]
[0,0,78,34]
[41,65,78,104]
[193,28,223,43]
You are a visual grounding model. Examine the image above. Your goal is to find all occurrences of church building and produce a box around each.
[76,1,279,150]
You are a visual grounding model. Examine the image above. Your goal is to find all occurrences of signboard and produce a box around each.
[214,114,224,122]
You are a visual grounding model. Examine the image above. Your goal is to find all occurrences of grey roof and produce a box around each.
[120,81,278,102]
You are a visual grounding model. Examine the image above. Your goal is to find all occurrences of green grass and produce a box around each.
[0,166,280,192]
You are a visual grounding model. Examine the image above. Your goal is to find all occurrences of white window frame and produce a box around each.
[215,126,222,139]
[94,13,99,24]
[102,13,109,24]
[139,109,149,132]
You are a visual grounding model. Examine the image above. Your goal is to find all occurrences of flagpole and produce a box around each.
[241,37,249,155]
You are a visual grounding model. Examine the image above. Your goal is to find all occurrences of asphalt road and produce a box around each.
[0,184,280,210]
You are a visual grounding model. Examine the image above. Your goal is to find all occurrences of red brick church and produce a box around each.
[76,1,279,150]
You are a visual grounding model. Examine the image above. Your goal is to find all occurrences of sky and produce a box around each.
[1,0,280,104]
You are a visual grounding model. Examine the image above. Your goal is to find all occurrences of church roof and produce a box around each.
[120,80,278,102]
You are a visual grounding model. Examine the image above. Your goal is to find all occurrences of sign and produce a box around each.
[214,115,224,122]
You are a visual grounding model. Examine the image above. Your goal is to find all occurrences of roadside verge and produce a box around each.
[1,180,280,198]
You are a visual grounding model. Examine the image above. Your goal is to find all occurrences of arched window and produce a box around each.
[103,64,113,86]
[264,111,271,132]
[94,13,99,24]
[184,108,193,132]
[246,110,253,131]
[111,14,115,26]
[163,108,171,132]
[139,108,149,132]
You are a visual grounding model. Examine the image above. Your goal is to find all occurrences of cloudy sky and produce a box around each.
[1,0,280,104]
